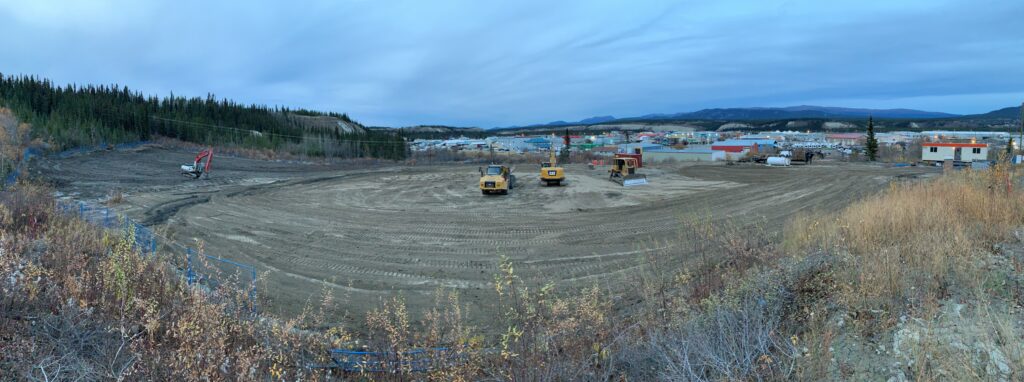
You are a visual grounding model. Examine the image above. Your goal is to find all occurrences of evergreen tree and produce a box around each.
[865,116,879,161]
[0,73,407,160]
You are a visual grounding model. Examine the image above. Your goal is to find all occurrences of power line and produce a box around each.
[150,116,407,144]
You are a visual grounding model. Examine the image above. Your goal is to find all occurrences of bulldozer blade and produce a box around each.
[622,175,648,187]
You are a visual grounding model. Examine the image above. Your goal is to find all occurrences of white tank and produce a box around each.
[766,156,791,166]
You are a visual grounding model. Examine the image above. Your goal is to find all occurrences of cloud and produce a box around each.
[0,0,1020,126]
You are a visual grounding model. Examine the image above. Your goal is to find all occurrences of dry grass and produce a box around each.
[787,164,1024,314]
[3,154,1023,380]
[0,183,339,380]
[0,184,623,380]
[782,163,1024,380]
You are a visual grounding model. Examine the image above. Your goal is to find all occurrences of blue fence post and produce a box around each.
[250,268,258,313]
[79,202,84,218]
[137,225,143,253]
[186,247,195,285]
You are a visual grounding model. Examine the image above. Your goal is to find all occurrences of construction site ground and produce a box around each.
[35,144,939,330]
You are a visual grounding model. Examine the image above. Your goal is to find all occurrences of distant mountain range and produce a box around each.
[386,105,1020,136]
[539,115,617,127]
[959,106,1022,120]
[521,105,962,128]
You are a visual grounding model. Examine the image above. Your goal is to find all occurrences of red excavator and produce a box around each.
[181,148,213,179]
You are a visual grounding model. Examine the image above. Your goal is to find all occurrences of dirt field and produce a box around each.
[35,144,939,330]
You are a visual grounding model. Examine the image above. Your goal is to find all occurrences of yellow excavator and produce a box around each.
[479,164,516,195]
[539,146,565,186]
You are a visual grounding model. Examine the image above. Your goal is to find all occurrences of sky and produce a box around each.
[0,0,1021,127]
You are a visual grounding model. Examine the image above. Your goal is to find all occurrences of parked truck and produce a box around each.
[479,164,516,195]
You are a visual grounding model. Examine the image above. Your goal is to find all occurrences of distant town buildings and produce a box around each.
[410,127,1008,164]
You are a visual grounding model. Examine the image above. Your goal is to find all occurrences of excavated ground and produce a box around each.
[35,144,939,330]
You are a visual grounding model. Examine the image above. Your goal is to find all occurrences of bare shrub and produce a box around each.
[105,189,124,205]
[649,291,797,381]
[356,293,482,380]
[675,215,780,305]
[0,184,336,380]
[480,256,620,381]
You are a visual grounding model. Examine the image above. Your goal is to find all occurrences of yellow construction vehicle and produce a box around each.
[539,147,565,186]
[609,157,648,186]
[479,164,516,195]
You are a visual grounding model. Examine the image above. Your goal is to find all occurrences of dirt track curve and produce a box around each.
[36,144,939,329]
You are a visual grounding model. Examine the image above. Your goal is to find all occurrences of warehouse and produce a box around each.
[644,148,725,162]
[825,133,864,146]
[921,142,988,163]
[710,139,775,159]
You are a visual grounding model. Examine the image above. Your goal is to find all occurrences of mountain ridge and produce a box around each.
[523,105,960,128]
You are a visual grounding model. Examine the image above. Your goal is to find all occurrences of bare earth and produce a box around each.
[36,144,939,330]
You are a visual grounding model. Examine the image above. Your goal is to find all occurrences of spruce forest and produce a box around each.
[0,74,407,160]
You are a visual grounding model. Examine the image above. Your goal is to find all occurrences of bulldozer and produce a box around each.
[479,164,516,195]
[181,148,213,179]
[609,157,647,186]
[539,146,565,186]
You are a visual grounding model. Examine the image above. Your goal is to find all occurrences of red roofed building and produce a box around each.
[710,139,776,153]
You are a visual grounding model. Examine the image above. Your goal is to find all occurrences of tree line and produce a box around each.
[0,74,407,160]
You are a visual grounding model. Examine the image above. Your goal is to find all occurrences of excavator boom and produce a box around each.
[181,148,213,179]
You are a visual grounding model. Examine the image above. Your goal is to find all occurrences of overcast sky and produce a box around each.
[0,0,1021,127]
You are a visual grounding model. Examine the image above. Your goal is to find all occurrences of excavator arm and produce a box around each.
[196,149,213,175]
[181,148,213,179]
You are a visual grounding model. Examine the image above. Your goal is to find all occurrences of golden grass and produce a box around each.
[782,164,1024,379]
[787,165,1024,311]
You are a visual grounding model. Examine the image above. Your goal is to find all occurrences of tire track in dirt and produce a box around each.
[45,147,938,324]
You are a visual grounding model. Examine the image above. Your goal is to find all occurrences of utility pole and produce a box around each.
[1019,102,1023,157]
[561,128,571,164]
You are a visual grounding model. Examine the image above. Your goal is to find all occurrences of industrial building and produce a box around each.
[921,142,988,163]
[825,133,864,146]
[644,148,725,162]
[711,139,774,151]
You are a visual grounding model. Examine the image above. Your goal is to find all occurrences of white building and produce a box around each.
[921,142,988,163]
[644,148,725,162]
[922,131,1011,141]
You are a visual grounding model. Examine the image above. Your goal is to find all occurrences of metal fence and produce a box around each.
[54,140,153,159]
[4,147,41,185]
[5,141,259,312]
[53,198,259,312]
[329,348,466,373]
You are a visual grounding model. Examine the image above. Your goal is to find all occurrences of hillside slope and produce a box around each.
[0,73,406,160]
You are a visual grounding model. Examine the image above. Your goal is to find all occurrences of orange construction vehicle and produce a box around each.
[181,148,213,179]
